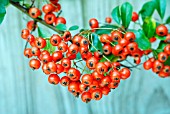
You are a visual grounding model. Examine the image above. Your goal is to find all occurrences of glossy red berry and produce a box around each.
[60,76,70,86]
[100,34,112,44]
[91,89,102,100]
[112,44,123,56]
[50,34,62,46]
[132,12,138,22]
[35,37,46,49]
[48,74,60,85]
[52,51,63,62]
[55,17,66,25]
[156,25,168,36]
[44,13,56,24]
[105,17,112,23]
[27,20,37,31]
[120,68,131,79]
[67,68,81,81]
[103,44,112,55]
[164,34,170,43]
[31,47,41,56]
[29,59,41,70]
[86,57,99,69]
[29,7,41,18]
[81,92,91,103]
[111,31,123,42]
[164,44,170,55]
[124,32,136,42]
[21,29,30,39]
[95,62,107,75]
[158,52,168,63]
[61,58,71,69]
[143,60,153,70]
[42,4,55,14]
[68,44,79,55]
[89,18,99,28]
[24,48,32,58]
[58,42,68,52]
[47,62,57,73]
[82,74,93,85]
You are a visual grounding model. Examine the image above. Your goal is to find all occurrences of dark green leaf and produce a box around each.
[11,0,23,2]
[132,29,151,50]
[69,25,79,31]
[164,57,170,65]
[0,0,9,6]
[76,52,81,60]
[155,35,166,40]
[89,33,103,52]
[165,16,170,24]
[111,6,121,25]
[139,1,156,20]
[0,4,6,24]
[100,54,118,62]
[44,40,55,53]
[56,23,66,31]
[23,3,31,8]
[143,17,156,38]
[157,41,167,52]
[153,0,166,19]
[95,25,118,35]
[38,27,51,38]
[121,2,133,28]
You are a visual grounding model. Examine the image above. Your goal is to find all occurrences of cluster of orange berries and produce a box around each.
[20,0,170,103]
[143,25,170,78]
[28,0,66,25]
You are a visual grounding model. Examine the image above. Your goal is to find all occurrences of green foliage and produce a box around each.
[143,17,156,38]
[153,0,166,19]
[111,6,121,25]
[95,25,118,35]
[38,27,50,38]
[165,16,170,24]
[121,2,133,28]
[100,54,118,62]
[56,23,67,31]
[139,1,156,20]
[164,57,170,66]
[155,35,166,40]
[132,29,151,50]
[0,3,6,24]
[76,52,81,60]
[89,33,103,52]
[157,41,167,52]
[69,25,79,31]
[11,0,23,2]
[0,0,9,6]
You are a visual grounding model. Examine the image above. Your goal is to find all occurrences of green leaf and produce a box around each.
[0,3,6,24]
[69,25,79,31]
[100,54,118,62]
[121,2,133,28]
[139,1,156,20]
[0,0,9,6]
[56,23,66,31]
[153,0,166,19]
[89,33,103,52]
[155,35,166,40]
[111,6,121,25]
[95,25,118,35]
[143,17,156,38]
[164,57,170,66]
[157,41,167,52]
[132,29,151,50]
[38,27,51,38]
[11,0,23,2]
[165,16,170,24]
[76,52,81,60]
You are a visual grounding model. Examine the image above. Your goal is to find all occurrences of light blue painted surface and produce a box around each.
[0,0,170,114]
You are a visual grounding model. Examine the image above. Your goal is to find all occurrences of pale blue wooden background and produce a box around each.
[0,0,170,114]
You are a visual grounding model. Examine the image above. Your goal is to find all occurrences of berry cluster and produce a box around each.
[143,25,170,78]
[18,0,170,103]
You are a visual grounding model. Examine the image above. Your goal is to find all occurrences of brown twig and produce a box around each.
[9,0,64,35]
